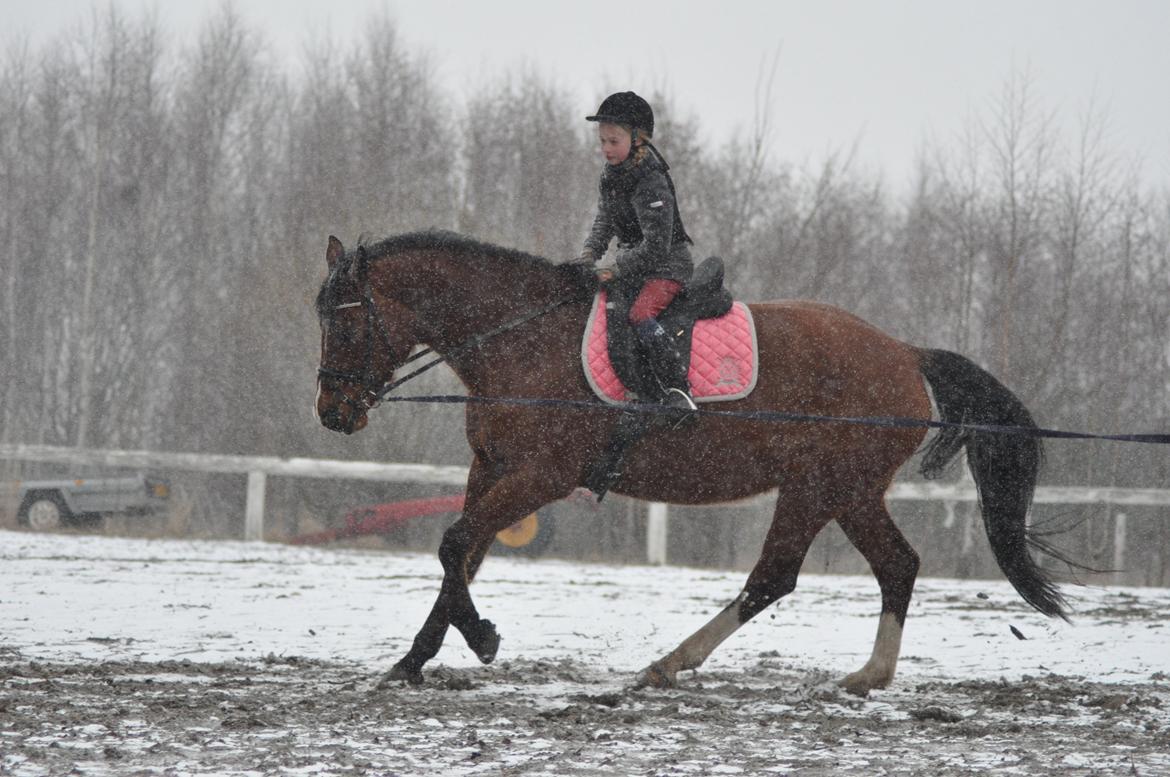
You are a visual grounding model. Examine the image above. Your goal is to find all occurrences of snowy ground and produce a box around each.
[1,529,1168,776]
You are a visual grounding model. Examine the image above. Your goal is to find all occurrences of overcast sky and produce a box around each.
[6,0,1169,192]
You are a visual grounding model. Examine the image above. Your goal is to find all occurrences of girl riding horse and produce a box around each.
[314,231,1070,694]
[578,91,698,414]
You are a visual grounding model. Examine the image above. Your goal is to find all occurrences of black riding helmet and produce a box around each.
[586,91,654,136]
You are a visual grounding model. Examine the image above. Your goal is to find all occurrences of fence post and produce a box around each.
[646,502,668,565]
[245,471,266,541]
[1113,512,1127,585]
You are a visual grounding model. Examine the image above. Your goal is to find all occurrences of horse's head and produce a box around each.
[315,236,415,434]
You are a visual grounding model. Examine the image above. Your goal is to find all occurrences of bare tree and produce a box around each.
[693,55,778,263]
[980,67,1057,380]
[16,34,85,448]
[346,14,455,234]
[1036,97,1122,402]
[461,70,593,257]
[926,118,992,355]
[0,40,36,458]
[166,5,264,455]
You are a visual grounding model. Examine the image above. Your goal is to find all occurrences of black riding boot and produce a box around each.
[635,319,698,415]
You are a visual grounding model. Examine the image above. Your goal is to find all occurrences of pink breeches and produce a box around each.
[628,279,683,324]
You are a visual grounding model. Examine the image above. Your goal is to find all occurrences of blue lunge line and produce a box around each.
[377,393,1170,445]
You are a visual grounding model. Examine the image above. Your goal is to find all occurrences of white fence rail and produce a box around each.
[3,445,1168,568]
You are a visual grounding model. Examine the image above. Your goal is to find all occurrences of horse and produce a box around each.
[313,230,1067,695]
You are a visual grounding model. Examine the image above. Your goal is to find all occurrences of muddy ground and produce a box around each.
[3,531,1169,775]
[3,652,1168,776]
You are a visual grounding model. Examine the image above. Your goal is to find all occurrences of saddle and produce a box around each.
[579,258,758,499]
[582,257,757,405]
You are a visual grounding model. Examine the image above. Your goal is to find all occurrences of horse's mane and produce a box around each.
[359,230,552,270]
[318,230,597,316]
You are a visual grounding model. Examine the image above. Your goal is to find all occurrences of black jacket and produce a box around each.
[582,146,693,284]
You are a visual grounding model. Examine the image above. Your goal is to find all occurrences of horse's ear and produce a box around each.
[326,236,345,269]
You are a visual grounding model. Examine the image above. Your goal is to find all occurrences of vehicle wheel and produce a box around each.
[17,493,71,531]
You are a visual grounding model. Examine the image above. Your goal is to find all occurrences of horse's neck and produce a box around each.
[379,251,569,382]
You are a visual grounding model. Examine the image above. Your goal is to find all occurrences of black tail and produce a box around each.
[918,349,1068,621]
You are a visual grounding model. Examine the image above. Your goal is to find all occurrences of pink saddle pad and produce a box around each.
[582,290,759,404]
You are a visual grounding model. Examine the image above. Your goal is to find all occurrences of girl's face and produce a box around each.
[598,123,633,165]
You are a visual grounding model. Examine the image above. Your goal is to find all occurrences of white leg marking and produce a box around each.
[869,612,904,674]
[840,612,903,695]
[677,598,745,668]
[656,593,749,678]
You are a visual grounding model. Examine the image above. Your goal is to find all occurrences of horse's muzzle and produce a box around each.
[318,402,368,435]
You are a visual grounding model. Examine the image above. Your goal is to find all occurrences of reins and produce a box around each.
[371,293,582,402]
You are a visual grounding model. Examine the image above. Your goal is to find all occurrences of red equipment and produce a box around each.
[289,494,465,545]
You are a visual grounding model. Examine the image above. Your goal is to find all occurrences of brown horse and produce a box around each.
[314,230,1066,695]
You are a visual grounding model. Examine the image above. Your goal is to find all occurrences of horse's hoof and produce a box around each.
[838,672,874,698]
[471,619,500,664]
[380,662,425,688]
[634,662,677,689]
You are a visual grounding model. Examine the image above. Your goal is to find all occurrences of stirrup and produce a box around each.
[664,387,698,412]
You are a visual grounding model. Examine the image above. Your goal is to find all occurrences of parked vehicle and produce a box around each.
[15,474,170,530]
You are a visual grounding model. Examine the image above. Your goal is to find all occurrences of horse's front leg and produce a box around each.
[381,456,497,686]
[383,462,571,685]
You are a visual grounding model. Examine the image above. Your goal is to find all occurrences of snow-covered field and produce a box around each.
[2,529,1168,776]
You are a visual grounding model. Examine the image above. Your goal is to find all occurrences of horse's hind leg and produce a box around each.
[636,485,835,689]
[834,498,920,696]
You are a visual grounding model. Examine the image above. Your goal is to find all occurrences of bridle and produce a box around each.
[317,252,585,418]
[316,253,402,416]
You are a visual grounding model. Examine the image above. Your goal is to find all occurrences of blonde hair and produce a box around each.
[599,122,652,141]
[625,125,653,143]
